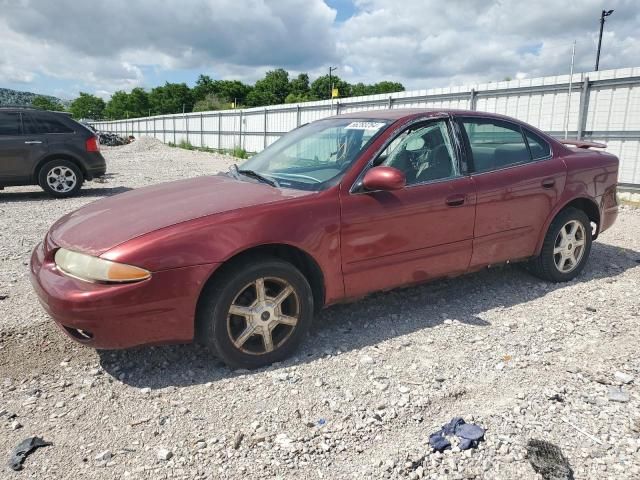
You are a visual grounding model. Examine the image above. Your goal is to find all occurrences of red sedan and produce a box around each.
[30,109,619,369]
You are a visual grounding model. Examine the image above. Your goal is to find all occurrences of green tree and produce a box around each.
[350,82,375,97]
[372,81,405,94]
[193,93,232,112]
[192,75,251,106]
[128,87,150,117]
[104,88,150,119]
[148,82,194,114]
[284,92,316,103]
[289,73,310,96]
[310,74,351,100]
[69,92,105,119]
[104,90,130,119]
[31,96,64,111]
[246,69,290,106]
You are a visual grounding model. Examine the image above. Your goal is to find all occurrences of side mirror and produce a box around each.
[362,166,406,191]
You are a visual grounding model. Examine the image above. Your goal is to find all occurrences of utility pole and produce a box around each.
[564,41,576,139]
[328,66,338,100]
[595,9,614,71]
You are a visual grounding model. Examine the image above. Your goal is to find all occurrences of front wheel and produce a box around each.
[529,207,592,282]
[197,257,314,369]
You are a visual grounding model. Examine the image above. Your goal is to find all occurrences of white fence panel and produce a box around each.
[92,67,640,185]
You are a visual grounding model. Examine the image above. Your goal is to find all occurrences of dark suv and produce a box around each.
[0,107,106,197]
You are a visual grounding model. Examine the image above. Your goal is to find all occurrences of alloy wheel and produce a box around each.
[226,277,300,355]
[553,220,586,273]
[46,166,77,193]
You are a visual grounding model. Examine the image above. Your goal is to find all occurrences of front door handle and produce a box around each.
[445,194,466,207]
[541,178,556,189]
[24,140,43,144]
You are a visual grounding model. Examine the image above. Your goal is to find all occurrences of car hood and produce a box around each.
[49,174,311,256]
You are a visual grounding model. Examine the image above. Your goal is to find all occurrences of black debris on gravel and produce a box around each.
[8,436,53,471]
[526,439,574,480]
[429,417,486,452]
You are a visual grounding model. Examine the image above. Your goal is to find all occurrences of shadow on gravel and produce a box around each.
[0,186,132,202]
[97,241,640,389]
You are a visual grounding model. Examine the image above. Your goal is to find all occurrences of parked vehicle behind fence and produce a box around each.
[30,109,618,369]
[0,107,106,197]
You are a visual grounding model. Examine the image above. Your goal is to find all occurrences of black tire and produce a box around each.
[529,207,592,282]
[38,159,83,198]
[196,257,314,369]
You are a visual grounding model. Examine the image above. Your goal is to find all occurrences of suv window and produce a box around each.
[24,113,74,134]
[0,112,21,135]
[381,120,458,185]
[524,129,551,160]
[461,118,531,173]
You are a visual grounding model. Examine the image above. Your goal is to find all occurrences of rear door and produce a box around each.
[456,116,566,267]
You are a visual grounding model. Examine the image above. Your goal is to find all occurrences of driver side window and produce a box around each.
[380,120,458,185]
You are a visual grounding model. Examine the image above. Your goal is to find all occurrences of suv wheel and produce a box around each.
[197,257,314,369]
[38,160,83,198]
[529,207,592,282]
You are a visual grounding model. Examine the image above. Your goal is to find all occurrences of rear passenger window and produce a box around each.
[524,129,551,160]
[26,114,74,134]
[0,112,21,135]
[461,119,531,173]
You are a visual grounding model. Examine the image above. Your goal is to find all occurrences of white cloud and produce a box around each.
[337,0,640,88]
[1,0,639,97]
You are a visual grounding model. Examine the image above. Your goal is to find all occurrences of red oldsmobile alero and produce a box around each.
[30,109,619,368]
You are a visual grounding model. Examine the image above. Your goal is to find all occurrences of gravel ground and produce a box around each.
[1,138,639,479]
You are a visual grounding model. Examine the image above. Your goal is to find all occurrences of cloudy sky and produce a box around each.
[1,0,639,99]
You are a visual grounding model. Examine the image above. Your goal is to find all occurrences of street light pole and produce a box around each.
[328,66,338,100]
[595,9,614,71]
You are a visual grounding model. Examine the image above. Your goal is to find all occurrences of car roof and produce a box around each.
[330,108,529,124]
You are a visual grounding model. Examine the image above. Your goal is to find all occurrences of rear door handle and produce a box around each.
[445,194,466,207]
[541,178,555,189]
[24,141,43,144]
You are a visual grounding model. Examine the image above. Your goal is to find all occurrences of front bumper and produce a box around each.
[30,239,218,349]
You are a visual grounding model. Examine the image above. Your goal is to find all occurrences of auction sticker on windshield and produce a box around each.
[345,121,387,130]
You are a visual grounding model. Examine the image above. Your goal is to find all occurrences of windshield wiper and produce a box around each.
[231,164,279,187]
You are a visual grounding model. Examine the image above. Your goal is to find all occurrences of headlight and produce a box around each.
[54,248,151,283]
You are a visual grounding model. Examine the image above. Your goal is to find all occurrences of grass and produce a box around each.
[167,140,249,159]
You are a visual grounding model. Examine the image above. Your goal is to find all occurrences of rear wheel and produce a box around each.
[529,207,592,282]
[197,257,314,369]
[38,159,83,198]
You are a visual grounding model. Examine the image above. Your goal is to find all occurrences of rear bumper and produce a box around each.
[30,239,218,349]
[599,185,619,234]
[84,152,107,180]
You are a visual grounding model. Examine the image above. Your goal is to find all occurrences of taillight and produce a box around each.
[85,136,99,152]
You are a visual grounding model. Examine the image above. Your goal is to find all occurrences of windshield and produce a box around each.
[237,118,391,190]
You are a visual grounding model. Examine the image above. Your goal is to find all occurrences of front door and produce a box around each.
[0,111,32,184]
[339,118,476,298]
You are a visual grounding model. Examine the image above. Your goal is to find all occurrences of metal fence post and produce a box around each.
[296,105,301,127]
[200,113,204,148]
[173,116,176,144]
[185,112,189,145]
[469,89,477,110]
[388,96,393,109]
[239,110,243,149]
[162,117,166,143]
[218,112,222,149]
[263,108,268,149]
[577,76,591,140]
